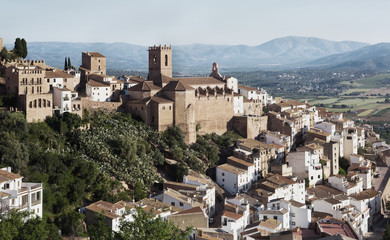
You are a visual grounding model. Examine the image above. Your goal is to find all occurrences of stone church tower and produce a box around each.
[148,45,172,87]
[0,38,3,51]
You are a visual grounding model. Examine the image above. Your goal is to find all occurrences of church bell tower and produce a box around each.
[148,45,172,87]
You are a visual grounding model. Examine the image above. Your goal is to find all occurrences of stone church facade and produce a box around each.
[126,45,237,143]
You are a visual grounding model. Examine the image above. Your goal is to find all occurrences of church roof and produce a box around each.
[129,81,161,91]
[162,81,194,91]
[175,77,224,86]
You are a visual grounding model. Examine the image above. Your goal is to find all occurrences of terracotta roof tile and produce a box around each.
[222,210,243,220]
[0,169,22,183]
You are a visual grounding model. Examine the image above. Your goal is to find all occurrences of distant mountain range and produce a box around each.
[5,36,390,73]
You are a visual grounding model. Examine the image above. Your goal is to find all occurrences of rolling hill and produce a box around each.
[5,36,369,73]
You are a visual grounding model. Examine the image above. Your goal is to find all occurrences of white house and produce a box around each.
[221,198,250,240]
[253,174,306,204]
[153,188,203,210]
[216,156,255,195]
[314,122,336,135]
[348,160,372,190]
[328,174,363,195]
[344,128,358,161]
[287,151,323,186]
[350,188,381,230]
[258,209,289,229]
[312,195,370,236]
[267,199,311,229]
[0,167,43,218]
[86,80,111,102]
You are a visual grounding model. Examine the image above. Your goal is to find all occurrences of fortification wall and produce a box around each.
[81,98,122,112]
[233,115,268,139]
[194,94,234,136]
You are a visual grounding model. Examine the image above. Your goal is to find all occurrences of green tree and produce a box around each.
[0,210,60,240]
[67,57,72,69]
[383,222,390,240]
[339,167,347,176]
[304,178,310,188]
[21,38,27,59]
[0,47,10,62]
[64,57,68,70]
[13,38,23,58]
[114,207,192,240]
[339,157,350,173]
[57,211,86,237]
[133,181,146,202]
[87,212,113,240]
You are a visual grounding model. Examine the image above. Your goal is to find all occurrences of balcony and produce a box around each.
[31,199,41,206]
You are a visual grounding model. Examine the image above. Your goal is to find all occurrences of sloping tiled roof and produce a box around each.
[162,80,194,91]
[129,81,161,91]
[173,206,204,216]
[0,169,22,183]
[222,210,243,220]
[259,218,281,229]
[175,77,224,86]
[86,52,105,58]
[227,156,254,168]
[86,200,122,219]
[350,188,380,200]
[218,163,246,175]
[45,70,74,79]
[150,96,173,104]
[237,84,257,91]
[87,80,109,87]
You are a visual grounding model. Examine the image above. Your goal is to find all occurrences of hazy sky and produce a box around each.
[2,0,390,46]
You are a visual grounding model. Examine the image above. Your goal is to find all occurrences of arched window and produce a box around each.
[38,99,42,108]
[43,99,46,107]
[34,100,37,108]
[29,101,32,108]
[47,101,51,107]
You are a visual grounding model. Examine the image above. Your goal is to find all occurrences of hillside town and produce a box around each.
[1,37,389,240]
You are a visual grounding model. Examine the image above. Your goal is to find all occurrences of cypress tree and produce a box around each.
[14,38,23,58]
[21,38,27,59]
[67,57,72,70]
[64,57,68,70]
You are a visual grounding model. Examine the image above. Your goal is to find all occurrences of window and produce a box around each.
[171,202,175,206]
[318,175,321,178]
[311,176,313,180]
[222,173,225,176]
[292,222,296,226]
[169,106,171,110]
[165,54,168,66]
[179,202,183,207]
[291,213,295,217]
[222,179,225,182]
[153,55,157,63]
[273,216,277,220]
[263,216,267,220]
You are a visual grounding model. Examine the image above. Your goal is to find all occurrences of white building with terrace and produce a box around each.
[0,167,43,218]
